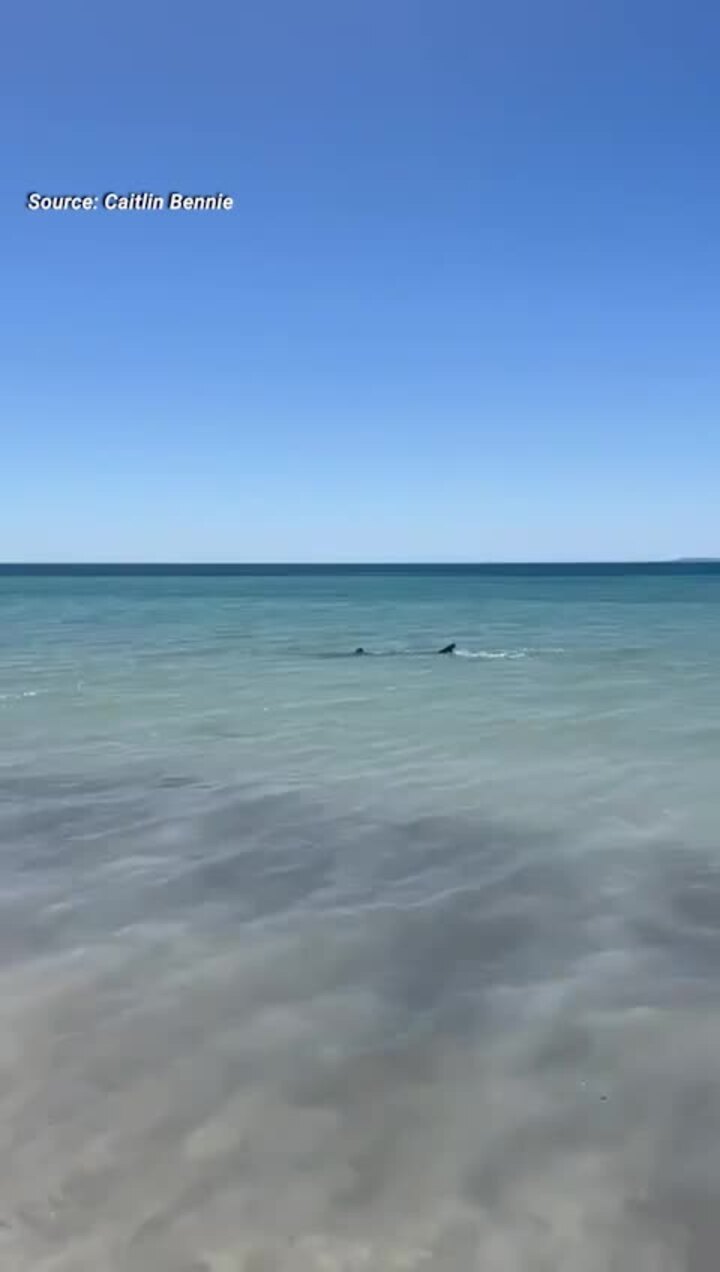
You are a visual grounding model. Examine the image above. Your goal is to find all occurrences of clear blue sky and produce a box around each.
[3,0,719,561]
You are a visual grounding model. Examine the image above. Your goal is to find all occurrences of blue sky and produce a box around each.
[3,0,719,561]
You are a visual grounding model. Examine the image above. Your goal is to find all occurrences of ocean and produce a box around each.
[1,564,720,1271]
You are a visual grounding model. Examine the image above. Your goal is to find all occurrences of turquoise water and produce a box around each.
[2,566,720,1269]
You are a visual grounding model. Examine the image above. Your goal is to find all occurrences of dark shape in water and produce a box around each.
[354,647,366,656]
[438,642,456,655]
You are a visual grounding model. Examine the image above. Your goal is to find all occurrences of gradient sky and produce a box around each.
[3,0,719,561]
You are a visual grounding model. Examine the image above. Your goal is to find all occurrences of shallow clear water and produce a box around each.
[2,565,720,1270]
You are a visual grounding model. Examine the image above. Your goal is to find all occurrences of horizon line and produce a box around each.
[1,559,718,569]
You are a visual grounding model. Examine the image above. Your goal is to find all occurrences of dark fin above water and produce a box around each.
[438,642,456,655]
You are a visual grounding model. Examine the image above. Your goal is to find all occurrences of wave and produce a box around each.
[319,647,566,661]
[456,647,567,659]
[455,648,526,660]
